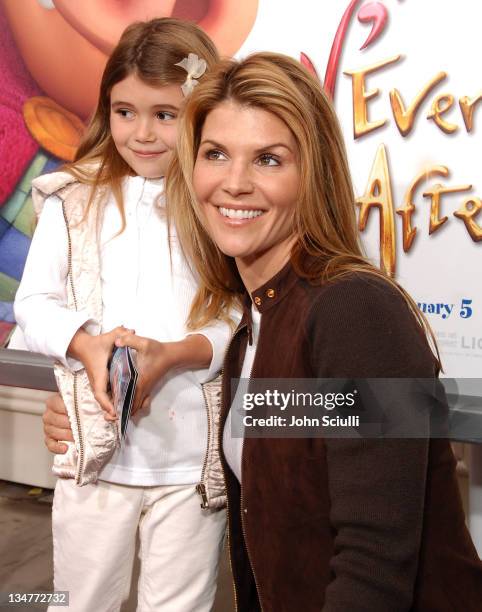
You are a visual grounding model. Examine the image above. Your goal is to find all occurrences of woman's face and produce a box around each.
[193,101,300,282]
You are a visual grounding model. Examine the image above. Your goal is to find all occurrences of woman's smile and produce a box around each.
[217,205,265,222]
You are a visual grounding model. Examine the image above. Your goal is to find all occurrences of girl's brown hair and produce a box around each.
[67,18,219,229]
[167,52,440,365]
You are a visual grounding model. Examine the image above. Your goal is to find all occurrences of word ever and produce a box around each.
[344,55,482,139]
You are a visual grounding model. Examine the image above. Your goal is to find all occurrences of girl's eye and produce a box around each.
[116,109,135,119]
[257,153,280,167]
[205,149,227,161]
[156,111,176,121]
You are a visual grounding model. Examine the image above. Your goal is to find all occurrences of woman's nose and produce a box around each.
[222,161,254,196]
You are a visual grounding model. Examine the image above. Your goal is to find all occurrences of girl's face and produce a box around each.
[193,101,300,284]
[110,73,184,178]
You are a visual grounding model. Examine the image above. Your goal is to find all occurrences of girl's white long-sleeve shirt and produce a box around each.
[14,175,231,486]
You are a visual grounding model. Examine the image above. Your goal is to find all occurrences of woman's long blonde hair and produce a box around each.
[167,52,439,366]
[65,18,219,229]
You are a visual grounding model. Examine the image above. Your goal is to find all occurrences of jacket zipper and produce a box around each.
[196,383,213,509]
[61,203,85,484]
[239,486,265,612]
[220,450,240,611]
[239,366,265,612]
[218,323,248,612]
[220,319,265,611]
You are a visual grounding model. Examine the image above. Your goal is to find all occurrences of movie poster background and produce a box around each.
[0,0,480,377]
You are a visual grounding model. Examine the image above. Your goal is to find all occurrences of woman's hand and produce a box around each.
[115,333,213,416]
[43,393,73,454]
[68,326,133,419]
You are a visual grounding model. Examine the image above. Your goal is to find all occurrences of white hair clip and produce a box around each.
[175,53,207,96]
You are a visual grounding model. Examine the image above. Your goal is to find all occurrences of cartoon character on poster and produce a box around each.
[0,0,258,345]
[1,0,480,377]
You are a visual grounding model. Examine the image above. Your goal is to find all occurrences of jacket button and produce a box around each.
[254,296,262,306]
[266,288,275,298]
[244,508,248,514]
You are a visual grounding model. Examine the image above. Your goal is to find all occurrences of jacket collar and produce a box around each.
[239,259,299,344]
[249,259,299,313]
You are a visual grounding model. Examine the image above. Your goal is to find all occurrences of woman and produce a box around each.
[166,52,482,611]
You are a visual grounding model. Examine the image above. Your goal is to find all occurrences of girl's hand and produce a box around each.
[68,326,133,419]
[115,333,212,416]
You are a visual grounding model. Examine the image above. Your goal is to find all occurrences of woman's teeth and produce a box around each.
[219,207,264,220]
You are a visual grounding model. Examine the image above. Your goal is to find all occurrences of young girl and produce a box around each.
[14,19,231,612]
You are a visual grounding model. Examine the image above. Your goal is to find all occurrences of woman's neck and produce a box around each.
[235,235,296,295]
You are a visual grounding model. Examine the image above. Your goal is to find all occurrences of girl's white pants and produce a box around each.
[50,478,226,612]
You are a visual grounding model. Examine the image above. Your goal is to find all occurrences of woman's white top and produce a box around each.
[14,175,230,486]
[222,306,261,483]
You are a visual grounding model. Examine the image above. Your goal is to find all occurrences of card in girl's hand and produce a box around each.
[108,346,138,440]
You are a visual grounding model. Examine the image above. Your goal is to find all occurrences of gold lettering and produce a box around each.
[390,72,446,136]
[423,182,472,234]
[459,93,482,132]
[344,55,401,139]
[357,144,396,275]
[454,197,482,241]
[396,167,449,251]
[427,94,458,134]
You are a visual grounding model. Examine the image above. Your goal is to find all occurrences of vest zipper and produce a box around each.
[61,203,85,484]
[196,382,213,509]
[72,372,84,483]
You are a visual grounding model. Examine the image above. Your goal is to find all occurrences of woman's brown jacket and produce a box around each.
[220,262,482,611]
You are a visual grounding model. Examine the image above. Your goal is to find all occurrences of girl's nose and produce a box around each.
[134,119,155,142]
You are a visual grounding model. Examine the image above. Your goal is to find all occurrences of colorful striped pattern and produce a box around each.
[0,151,60,345]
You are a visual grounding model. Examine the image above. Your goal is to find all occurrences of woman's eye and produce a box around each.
[116,109,134,119]
[205,149,227,161]
[257,153,280,167]
[156,111,176,121]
